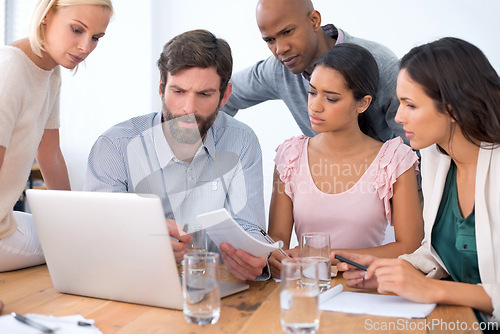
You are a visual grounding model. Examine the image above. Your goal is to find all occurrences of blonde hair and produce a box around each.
[29,0,114,57]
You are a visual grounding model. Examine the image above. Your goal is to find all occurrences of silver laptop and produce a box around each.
[26,189,249,310]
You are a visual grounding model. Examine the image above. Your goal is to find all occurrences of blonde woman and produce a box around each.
[0,0,113,272]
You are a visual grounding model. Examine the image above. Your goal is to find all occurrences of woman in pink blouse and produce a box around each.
[268,43,423,278]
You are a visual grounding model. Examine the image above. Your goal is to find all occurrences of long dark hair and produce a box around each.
[313,43,380,139]
[400,37,500,149]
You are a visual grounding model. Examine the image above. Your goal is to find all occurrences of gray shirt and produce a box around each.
[222,25,405,143]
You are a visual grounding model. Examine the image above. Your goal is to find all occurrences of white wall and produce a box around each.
[0,0,4,45]
[56,0,500,225]
[59,1,154,190]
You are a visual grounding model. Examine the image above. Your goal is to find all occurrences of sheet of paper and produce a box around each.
[0,313,102,333]
[319,284,436,319]
[196,208,281,257]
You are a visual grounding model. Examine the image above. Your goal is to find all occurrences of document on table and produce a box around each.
[0,313,102,333]
[196,208,282,257]
[319,284,436,319]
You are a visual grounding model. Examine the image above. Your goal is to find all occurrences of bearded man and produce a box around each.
[84,29,268,281]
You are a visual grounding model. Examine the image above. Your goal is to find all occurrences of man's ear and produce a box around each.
[357,95,372,114]
[310,10,322,32]
[219,83,233,108]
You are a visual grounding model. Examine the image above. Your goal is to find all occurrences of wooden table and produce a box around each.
[0,265,481,333]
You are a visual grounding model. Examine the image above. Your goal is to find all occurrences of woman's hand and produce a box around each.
[331,251,378,290]
[269,247,299,279]
[367,258,438,304]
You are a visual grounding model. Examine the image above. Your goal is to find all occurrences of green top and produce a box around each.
[431,161,480,285]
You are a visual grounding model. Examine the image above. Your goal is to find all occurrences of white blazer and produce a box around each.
[400,143,500,323]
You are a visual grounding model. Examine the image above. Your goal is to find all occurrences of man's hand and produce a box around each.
[269,246,298,279]
[220,243,267,281]
[166,219,193,262]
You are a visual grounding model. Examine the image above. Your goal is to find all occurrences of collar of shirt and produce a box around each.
[322,23,343,43]
[301,24,344,81]
[152,111,218,167]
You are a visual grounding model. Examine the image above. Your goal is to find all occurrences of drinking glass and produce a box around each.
[182,251,220,325]
[280,258,320,334]
[300,232,331,292]
[183,224,207,253]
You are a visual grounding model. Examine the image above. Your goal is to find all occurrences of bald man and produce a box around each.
[222,0,404,143]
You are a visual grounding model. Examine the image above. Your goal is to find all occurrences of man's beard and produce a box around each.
[163,104,219,145]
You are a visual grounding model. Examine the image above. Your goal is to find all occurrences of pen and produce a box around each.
[259,229,290,258]
[334,255,368,271]
[12,312,55,334]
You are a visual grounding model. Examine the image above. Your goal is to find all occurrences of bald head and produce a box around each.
[257,0,314,18]
[256,0,331,74]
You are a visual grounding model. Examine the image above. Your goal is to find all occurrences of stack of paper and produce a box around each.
[196,208,282,257]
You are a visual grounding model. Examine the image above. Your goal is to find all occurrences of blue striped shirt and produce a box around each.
[84,111,267,254]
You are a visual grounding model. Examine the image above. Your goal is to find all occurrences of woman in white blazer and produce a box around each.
[333,37,500,326]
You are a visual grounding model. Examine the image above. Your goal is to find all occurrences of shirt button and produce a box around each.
[463,244,468,249]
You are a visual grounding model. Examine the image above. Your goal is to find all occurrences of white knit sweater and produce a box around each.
[0,46,61,238]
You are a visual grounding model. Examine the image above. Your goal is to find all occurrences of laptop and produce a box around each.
[26,189,249,310]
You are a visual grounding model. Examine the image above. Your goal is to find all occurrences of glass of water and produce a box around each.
[300,232,331,292]
[182,251,220,325]
[280,258,320,334]
[183,224,207,253]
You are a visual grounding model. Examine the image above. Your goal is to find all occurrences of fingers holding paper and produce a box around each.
[269,247,298,279]
[166,219,193,262]
[220,243,267,281]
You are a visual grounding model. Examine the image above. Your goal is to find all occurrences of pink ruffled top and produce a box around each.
[274,136,419,249]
